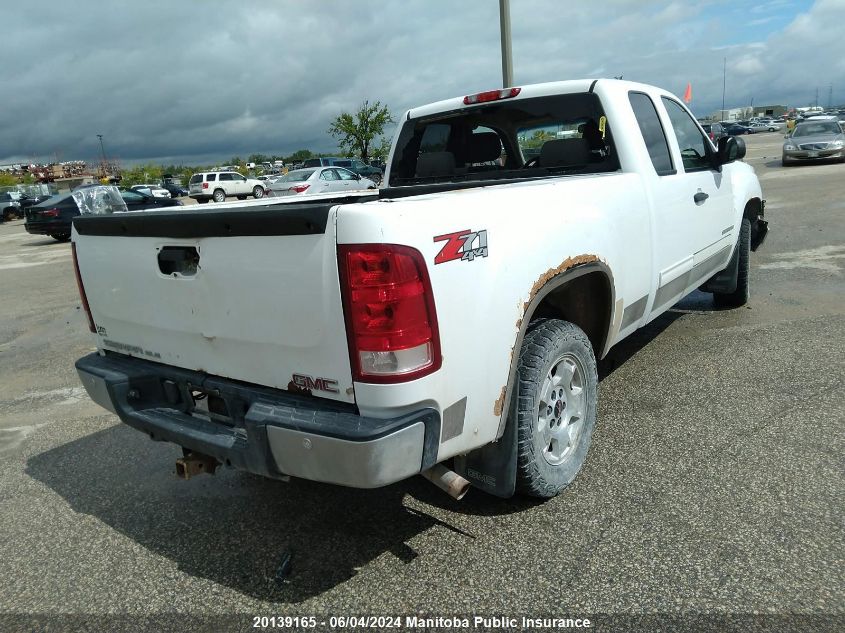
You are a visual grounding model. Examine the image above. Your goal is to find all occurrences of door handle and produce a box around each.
[693,192,709,204]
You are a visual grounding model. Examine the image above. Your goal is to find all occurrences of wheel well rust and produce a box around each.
[493,255,613,418]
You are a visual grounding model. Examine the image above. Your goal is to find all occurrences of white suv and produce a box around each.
[188,171,266,204]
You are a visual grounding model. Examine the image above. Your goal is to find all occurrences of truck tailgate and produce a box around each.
[72,200,361,404]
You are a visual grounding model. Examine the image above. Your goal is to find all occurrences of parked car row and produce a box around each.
[23,187,182,241]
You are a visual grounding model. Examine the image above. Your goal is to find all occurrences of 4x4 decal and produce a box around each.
[433,229,489,264]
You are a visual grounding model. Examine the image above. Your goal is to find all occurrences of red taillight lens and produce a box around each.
[463,87,521,105]
[202,182,208,189]
[292,184,310,193]
[41,208,60,217]
[338,244,441,383]
[71,243,96,333]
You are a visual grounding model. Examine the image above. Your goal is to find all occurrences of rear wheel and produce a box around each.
[252,186,265,199]
[514,319,598,498]
[50,233,71,242]
[3,207,17,221]
[714,218,750,308]
[212,189,226,203]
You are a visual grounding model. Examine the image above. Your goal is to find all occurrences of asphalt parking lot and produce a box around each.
[1,133,843,632]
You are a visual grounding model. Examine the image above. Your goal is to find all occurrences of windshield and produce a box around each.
[792,122,840,137]
[276,169,315,182]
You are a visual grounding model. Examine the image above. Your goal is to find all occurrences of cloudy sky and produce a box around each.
[2,0,843,166]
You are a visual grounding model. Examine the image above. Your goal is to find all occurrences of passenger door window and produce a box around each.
[662,97,712,172]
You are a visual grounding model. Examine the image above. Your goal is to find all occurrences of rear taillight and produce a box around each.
[41,208,60,217]
[71,243,96,333]
[202,182,208,189]
[463,87,521,105]
[292,184,310,193]
[338,244,441,383]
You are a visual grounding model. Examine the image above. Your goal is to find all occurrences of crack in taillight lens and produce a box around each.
[338,244,441,383]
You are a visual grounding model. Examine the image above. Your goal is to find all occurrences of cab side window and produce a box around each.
[661,97,712,172]
[628,92,674,176]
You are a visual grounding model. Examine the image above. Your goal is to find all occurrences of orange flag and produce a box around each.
[683,82,692,104]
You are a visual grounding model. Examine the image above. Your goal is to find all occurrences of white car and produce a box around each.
[187,171,266,203]
[130,184,171,198]
[266,166,376,197]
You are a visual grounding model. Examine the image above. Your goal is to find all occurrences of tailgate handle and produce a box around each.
[158,246,199,277]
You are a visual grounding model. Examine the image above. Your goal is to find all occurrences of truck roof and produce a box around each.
[405,78,671,120]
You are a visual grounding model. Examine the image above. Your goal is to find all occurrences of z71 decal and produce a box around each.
[433,229,489,264]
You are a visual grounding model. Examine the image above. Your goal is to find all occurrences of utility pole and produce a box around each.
[97,134,107,163]
[499,0,513,88]
[815,87,819,107]
[721,57,726,120]
[828,84,833,109]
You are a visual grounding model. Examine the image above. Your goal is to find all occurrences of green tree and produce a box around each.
[287,149,313,163]
[0,172,19,187]
[328,100,393,163]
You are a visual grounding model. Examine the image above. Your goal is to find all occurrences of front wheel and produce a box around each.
[212,189,226,203]
[252,186,265,199]
[513,319,598,498]
[714,218,750,308]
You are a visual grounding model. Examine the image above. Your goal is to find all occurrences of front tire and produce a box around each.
[714,218,750,308]
[514,319,598,498]
[252,186,264,199]
[212,189,226,203]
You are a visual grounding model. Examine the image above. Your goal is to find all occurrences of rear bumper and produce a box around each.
[25,220,71,235]
[75,352,439,488]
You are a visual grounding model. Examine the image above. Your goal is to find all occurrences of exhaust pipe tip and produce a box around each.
[421,464,471,500]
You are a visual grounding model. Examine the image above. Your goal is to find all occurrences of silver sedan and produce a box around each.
[265,167,377,197]
[782,121,845,166]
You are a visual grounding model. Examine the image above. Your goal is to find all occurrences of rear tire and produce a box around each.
[212,189,226,203]
[514,319,598,498]
[714,218,750,308]
[3,208,17,221]
[50,233,71,242]
[252,186,265,199]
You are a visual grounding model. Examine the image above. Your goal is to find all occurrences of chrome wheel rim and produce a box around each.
[537,353,586,466]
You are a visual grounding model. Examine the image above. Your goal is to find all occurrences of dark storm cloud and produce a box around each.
[1,0,842,165]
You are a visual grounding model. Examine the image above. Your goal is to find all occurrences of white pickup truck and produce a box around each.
[72,79,767,500]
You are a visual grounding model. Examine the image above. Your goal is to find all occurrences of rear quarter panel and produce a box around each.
[336,173,652,461]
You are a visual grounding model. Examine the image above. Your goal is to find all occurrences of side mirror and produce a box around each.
[716,135,745,166]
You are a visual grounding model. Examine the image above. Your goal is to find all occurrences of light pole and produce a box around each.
[499,0,513,88]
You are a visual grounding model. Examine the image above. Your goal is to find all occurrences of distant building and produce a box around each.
[752,105,788,117]
[709,107,746,122]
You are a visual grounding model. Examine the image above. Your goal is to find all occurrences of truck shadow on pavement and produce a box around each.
[26,428,465,603]
[24,297,704,604]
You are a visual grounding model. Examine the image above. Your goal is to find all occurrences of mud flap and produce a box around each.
[454,374,519,498]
